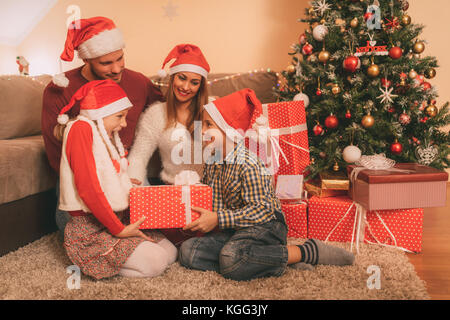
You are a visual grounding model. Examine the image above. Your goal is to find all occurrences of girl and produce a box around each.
[127,44,214,246]
[55,79,177,280]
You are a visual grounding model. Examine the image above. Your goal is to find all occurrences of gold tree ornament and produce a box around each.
[413,41,425,54]
[286,65,296,74]
[409,69,418,79]
[401,14,411,26]
[361,113,375,128]
[318,50,330,63]
[350,18,359,28]
[367,63,380,78]
[331,83,341,95]
[425,104,438,117]
[425,68,436,79]
[333,161,340,171]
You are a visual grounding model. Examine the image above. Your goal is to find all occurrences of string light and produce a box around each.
[151,68,279,87]
[2,69,284,89]
[0,74,49,86]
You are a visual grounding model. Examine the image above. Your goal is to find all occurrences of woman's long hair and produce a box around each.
[164,73,209,136]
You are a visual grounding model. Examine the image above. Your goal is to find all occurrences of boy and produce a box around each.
[180,89,354,281]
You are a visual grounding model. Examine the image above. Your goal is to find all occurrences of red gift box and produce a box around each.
[281,201,308,239]
[247,101,310,184]
[308,196,357,242]
[308,195,424,253]
[347,163,448,210]
[364,208,424,253]
[129,185,212,229]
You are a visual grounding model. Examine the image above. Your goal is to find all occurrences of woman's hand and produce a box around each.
[130,178,142,186]
[116,216,155,242]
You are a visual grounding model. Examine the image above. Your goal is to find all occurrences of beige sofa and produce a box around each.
[0,70,279,256]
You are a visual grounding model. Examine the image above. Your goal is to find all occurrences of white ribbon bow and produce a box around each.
[324,201,414,254]
[174,170,201,225]
[251,104,310,171]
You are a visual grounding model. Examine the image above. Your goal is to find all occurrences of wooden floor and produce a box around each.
[407,183,450,300]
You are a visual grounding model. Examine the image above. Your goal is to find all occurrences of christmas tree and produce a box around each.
[275,0,450,179]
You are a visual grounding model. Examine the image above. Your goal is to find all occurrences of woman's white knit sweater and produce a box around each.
[127,101,204,185]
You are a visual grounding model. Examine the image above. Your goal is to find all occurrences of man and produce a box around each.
[42,16,164,236]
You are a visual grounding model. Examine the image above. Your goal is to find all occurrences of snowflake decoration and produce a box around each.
[377,86,398,104]
[162,0,178,20]
[312,0,331,16]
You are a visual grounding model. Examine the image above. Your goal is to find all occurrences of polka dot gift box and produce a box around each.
[247,101,310,185]
[308,195,424,253]
[308,196,357,243]
[281,202,308,239]
[129,185,212,229]
[364,208,424,253]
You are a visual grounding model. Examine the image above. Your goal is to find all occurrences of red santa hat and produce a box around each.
[53,17,125,87]
[158,44,210,79]
[58,79,132,173]
[203,88,263,141]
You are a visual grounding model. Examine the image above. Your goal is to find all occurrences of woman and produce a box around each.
[127,44,213,246]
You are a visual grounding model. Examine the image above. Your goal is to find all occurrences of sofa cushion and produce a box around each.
[0,75,49,140]
[150,70,279,103]
[0,135,56,205]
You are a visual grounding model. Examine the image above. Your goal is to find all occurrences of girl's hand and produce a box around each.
[116,216,155,242]
[130,178,142,186]
[183,206,218,233]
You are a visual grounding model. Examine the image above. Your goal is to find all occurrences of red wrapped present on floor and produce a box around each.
[281,201,308,239]
[348,162,448,211]
[129,184,212,229]
[247,101,310,185]
[308,196,357,242]
[308,195,424,253]
[364,208,424,253]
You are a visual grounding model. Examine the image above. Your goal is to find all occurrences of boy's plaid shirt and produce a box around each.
[202,141,283,229]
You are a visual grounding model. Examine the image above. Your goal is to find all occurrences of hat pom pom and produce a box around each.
[57,114,69,125]
[255,116,269,127]
[52,73,69,88]
[157,69,167,78]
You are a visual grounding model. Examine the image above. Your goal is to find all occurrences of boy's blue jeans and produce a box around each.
[179,217,289,281]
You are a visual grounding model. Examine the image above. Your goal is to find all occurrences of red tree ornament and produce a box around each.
[381,78,392,88]
[325,114,339,129]
[422,82,432,91]
[398,113,411,125]
[302,43,314,55]
[343,56,360,73]
[390,140,403,155]
[389,46,403,59]
[345,110,352,119]
[313,124,324,136]
[299,33,307,45]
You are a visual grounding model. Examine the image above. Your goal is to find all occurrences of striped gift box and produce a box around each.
[347,163,448,211]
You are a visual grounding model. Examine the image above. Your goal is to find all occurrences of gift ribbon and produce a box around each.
[364,211,414,253]
[323,201,413,254]
[258,104,310,168]
[181,185,192,225]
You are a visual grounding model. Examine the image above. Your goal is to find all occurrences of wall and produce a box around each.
[14,0,308,76]
[409,0,450,133]
[0,45,18,74]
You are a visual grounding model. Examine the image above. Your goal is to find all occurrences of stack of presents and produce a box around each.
[129,101,448,254]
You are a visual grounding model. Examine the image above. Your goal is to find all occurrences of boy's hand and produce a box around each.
[183,206,218,233]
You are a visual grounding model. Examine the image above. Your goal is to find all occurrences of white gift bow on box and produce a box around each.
[174,170,201,225]
[324,201,414,254]
[251,104,310,169]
